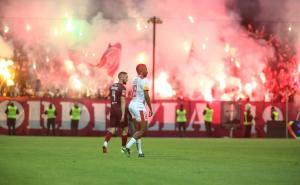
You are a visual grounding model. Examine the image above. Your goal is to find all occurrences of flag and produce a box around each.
[94,43,122,76]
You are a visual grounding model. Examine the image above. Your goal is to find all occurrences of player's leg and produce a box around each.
[102,110,119,153]
[128,117,143,155]
[123,103,148,157]
[122,104,140,156]
[121,127,128,148]
[102,127,116,153]
[120,111,129,151]
[124,119,147,157]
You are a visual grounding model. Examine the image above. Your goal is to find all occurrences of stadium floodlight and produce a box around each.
[147,16,162,102]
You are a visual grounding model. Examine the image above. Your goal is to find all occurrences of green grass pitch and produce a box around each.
[0,136,299,185]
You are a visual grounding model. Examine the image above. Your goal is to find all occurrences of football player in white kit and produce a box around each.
[123,64,153,157]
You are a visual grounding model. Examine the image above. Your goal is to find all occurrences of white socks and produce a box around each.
[103,141,108,147]
[136,139,143,154]
[126,138,136,149]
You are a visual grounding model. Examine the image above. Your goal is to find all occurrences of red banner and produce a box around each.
[0,97,298,137]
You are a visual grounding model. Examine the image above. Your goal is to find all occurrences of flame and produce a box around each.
[136,21,142,31]
[4,25,9,33]
[188,15,194,23]
[136,19,148,31]
[155,72,174,98]
[225,43,230,53]
[70,75,82,91]
[251,78,257,89]
[7,79,14,86]
[26,24,31,31]
[260,72,266,84]
[216,74,226,90]
[0,59,15,86]
[53,28,59,37]
[183,41,191,52]
[202,43,207,50]
[64,59,75,73]
[137,52,147,64]
[204,89,213,102]
[235,60,240,68]
[244,83,253,95]
[66,20,74,32]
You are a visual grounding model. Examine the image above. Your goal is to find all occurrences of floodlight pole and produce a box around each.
[148,16,162,102]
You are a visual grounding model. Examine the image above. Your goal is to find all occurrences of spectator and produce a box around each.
[203,103,214,137]
[176,104,187,137]
[244,105,254,138]
[5,101,19,135]
[44,103,57,136]
[69,102,81,136]
[270,106,279,121]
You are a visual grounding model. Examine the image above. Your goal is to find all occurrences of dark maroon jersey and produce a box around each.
[109,83,126,108]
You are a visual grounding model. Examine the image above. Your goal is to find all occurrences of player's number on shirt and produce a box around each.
[112,90,116,102]
[132,85,137,97]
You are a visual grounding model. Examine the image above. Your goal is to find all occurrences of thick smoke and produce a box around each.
[0,0,298,100]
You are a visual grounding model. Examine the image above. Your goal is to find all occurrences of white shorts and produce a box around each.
[128,101,147,122]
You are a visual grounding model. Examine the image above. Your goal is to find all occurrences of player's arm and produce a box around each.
[120,88,126,122]
[143,80,152,116]
[144,90,153,117]
[121,96,126,122]
[107,88,111,100]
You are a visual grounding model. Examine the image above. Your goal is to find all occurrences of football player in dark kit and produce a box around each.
[102,71,129,153]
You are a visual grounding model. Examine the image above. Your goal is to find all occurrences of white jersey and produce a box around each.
[131,76,149,104]
[129,76,149,121]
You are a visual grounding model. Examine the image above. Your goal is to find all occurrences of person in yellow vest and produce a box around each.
[176,104,187,137]
[271,106,279,121]
[5,101,19,135]
[203,103,214,137]
[69,102,81,136]
[44,103,57,136]
[244,106,254,138]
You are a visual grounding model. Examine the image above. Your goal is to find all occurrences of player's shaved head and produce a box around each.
[136,64,148,77]
[118,71,127,78]
[118,71,128,84]
[136,64,147,73]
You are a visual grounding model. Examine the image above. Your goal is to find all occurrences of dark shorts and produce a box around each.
[109,107,128,128]
[7,118,16,127]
